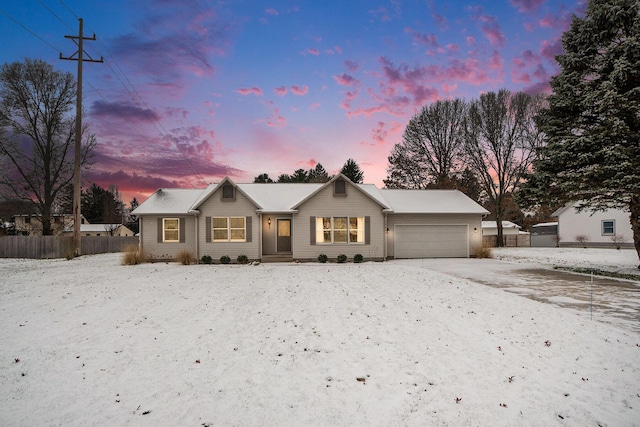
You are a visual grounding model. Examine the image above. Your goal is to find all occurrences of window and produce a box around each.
[316,216,364,244]
[213,217,246,242]
[222,184,235,200]
[602,220,615,236]
[334,179,346,196]
[163,218,179,242]
[25,216,31,224]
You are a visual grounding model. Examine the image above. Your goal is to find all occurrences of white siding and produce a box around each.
[293,184,385,261]
[557,206,632,246]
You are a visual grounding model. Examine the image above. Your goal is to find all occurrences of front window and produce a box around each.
[163,218,179,242]
[602,220,615,236]
[213,217,246,242]
[316,216,364,244]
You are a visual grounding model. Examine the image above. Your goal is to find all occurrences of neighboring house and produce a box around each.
[530,222,558,247]
[64,223,134,237]
[14,213,79,236]
[132,174,489,262]
[481,221,521,236]
[552,202,633,248]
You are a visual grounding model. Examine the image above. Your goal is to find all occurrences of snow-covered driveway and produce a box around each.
[395,248,640,332]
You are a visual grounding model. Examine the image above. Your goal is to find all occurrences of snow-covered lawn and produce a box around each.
[1,250,639,426]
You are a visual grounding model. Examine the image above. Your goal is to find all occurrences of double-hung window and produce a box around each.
[163,218,179,242]
[213,217,246,242]
[316,216,364,244]
[602,220,615,236]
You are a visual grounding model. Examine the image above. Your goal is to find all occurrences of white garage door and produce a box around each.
[395,225,468,258]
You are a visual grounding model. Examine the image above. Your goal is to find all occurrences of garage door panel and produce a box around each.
[395,225,468,258]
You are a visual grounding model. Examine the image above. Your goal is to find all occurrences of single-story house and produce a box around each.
[481,221,521,236]
[14,213,76,236]
[530,222,558,247]
[132,174,489,262]
[552,202,633,248]
[63,223,134,237]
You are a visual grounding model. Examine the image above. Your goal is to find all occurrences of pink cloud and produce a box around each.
[265,8,279,15]
[509,0,544,12]
[446,43,459,52]
[308,102,321,110]
[290,85,309,95]
[466,36,476,46]
[333,73,360,86]
[334,46,342,54]
[237,87,263,96]
[344,60,359,72]
[307,48,319,56]
[274,86,287,96]
[405,27,439,48]
[540,38,563,61]
[477,14,505,47]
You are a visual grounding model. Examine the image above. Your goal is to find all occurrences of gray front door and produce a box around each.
[277,219,291,252]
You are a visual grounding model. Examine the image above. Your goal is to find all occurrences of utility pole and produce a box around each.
[60,18,103,256]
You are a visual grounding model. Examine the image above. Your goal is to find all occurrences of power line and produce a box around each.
[0,7,63,54]
[57,0,79,20]
[38,0,73,31]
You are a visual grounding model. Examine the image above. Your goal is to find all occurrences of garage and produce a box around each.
[394,224,468,258]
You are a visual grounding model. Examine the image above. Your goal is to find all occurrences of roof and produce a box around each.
[132,178,488,216]
[79,224,124,232]
[378,189,489,214]
[481,220,521,229]
[131,188,204,215]
[532,222,558,227]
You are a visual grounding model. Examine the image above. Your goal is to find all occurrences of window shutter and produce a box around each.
[179,218,186,243]
[206,217,211,242]
[310,216,316,245]
[246,216,252,242]
[365,216,371,245]
[157,218,163,243]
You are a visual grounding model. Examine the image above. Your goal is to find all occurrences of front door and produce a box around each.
[277,219,291,252]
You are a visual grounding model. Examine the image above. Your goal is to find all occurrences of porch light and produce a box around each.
[268,218,271,228]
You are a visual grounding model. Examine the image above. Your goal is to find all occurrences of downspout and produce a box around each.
[258,212,263,261]
[384,212,388,261]
[189,210,200,263]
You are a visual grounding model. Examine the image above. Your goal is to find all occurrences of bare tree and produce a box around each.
[385,99,467,189]
[0,59,95,235]
[464,90,542,246]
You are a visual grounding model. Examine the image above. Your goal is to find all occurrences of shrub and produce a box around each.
[611,234,626,250]
[220,255,231,264]
[318,253,328,263]
[575,234,589,248]
[176,250,194,265]
[237,254,249,265]
[337,254,347,263]
[122,245,146,265]
[353,254,364,263]
[474,245,493,259]
[200,255,213,264]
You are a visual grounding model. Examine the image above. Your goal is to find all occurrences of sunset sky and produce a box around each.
[1,0,583,204]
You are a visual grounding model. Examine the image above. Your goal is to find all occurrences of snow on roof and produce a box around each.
[236,183,323,212]
[532,222,558,227]
[131,188,204,215]
[379,189,489,214]
[79,224,123,232]
[481,220,521,229]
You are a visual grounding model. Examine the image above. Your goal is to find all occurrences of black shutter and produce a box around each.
[179,218,186,243]
[206,217,211,243]
[365,216,371,245]
[157,218,163,243]
[310,216,316,245]
[246,216,252,242]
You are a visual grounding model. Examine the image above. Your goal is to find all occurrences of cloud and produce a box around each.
[333,73,360,86]
[405,27,439,48]
[540,38,563,61]
[307,48,320,56]
[274,86,287,96]
[290,85,309,95]
[265,8,279,15]
[237,87,264,96]
[90,100,160,122]
[344,60,359,72]
[509,0,545,12]
[476,14,506,48]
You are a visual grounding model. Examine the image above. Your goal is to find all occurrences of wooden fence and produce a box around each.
[0,236,139,259]
[482,234,530,248]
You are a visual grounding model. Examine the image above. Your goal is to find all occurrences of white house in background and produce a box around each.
[63,222,134,237]
[481,220,521,236]
[552,202,633,248]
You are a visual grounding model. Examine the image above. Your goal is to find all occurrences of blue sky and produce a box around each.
[0,0,583,203]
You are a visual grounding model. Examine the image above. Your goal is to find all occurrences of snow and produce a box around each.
[1,249,639,426]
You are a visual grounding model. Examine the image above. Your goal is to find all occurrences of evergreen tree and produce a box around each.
[82,183,124,226]
[290,169,308,183]
[254,173,274,183]
[308,163,330,183]
[277,174,292,183]
[521,0,640,265]
[340,158,364,183]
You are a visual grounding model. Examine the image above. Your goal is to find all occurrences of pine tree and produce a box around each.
[523,0,640,265]
[308,163,330,183]
[340,158,364,183]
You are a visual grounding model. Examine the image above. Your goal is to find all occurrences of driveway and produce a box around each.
[392,258,640,333]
